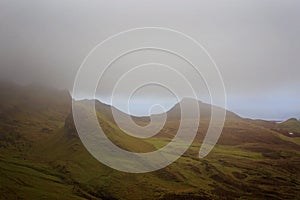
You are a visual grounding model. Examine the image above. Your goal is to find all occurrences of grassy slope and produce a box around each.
[2,116,300,199]
[0,83,300,199]
[276,118,300,134]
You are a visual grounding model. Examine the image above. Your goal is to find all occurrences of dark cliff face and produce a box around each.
[64,113,78,138]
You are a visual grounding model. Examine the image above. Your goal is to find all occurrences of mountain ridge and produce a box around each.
[1,82,300,199]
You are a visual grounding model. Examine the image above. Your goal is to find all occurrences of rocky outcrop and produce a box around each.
[64,113,78,138]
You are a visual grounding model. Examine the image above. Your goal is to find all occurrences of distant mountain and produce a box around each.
[1,82,300,200]
[161,97,240,121]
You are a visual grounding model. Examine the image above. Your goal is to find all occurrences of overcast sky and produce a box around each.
[0,0,299,120]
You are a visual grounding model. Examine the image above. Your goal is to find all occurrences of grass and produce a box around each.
[0,83,300,199]
[275,118,300,134]
[0,157,84,200]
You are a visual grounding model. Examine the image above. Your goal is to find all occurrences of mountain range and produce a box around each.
[0,81,299,199]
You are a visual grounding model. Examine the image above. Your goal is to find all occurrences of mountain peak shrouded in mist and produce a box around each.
[1,81,297,124]
[0,81,72,132]
[1,0,300,121]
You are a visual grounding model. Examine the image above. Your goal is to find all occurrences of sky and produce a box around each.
[0,0,299,120]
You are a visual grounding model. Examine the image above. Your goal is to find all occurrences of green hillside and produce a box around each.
[275,118,300,136]
[0,82,300,199]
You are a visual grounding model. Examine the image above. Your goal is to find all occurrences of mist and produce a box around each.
[0,0,299,120]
